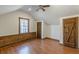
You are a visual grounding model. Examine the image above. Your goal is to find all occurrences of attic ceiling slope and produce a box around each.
[21,5,79,25]
[1,5,79,25]
[0,5,23,15]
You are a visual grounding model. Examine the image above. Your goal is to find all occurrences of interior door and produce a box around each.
[37,22,42,39]
[63,17,78,48]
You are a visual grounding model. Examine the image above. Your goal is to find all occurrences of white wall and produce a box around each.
[43,22,60,40]
[43,22,49,38]
[59,17,64,44]
[49,25,60,40]
[0,10,36,36]
[45,25,60,40]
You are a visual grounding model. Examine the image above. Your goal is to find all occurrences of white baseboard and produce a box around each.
[59,41,63,44]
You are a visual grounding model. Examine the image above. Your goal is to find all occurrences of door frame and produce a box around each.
[60,16,79,48]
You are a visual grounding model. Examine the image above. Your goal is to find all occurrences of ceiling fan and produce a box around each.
[36,5,50,11]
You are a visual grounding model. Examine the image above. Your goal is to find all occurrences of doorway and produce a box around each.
[37,22,42,39]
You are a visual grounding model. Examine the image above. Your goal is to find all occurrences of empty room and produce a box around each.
[0,5,79,54]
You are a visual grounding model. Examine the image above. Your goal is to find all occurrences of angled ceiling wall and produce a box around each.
[0,5,23,15]
[21,5,79,25]
[1,5,79,25]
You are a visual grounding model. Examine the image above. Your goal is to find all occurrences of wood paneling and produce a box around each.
[0,32,36,47]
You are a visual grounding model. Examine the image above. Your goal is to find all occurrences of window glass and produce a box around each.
[19,18,29,33]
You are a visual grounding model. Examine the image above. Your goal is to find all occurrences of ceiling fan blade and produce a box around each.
[40,5,50,7]
[41,8,45,11]
[36,5,49,11]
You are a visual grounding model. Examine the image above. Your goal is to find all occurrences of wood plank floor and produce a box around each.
[0,39,79,54]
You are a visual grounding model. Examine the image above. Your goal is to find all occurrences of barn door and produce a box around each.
[63,17,78,48]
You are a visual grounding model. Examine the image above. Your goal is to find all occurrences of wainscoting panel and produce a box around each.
[0,32,36,47]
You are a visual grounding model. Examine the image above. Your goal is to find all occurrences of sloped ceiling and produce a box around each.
[44,5,79,25]
[21,5,79,25]
[1,5,79,25]
[0,5,23,15]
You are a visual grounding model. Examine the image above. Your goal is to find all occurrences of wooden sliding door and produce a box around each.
[63,17,78,48]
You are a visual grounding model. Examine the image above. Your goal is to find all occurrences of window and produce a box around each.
[19,17,29,34]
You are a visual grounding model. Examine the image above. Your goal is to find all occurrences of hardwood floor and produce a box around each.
[0,39,79,54]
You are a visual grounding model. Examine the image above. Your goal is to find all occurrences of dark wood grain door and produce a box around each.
[63,17,78,48]
[37,22,42,39]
